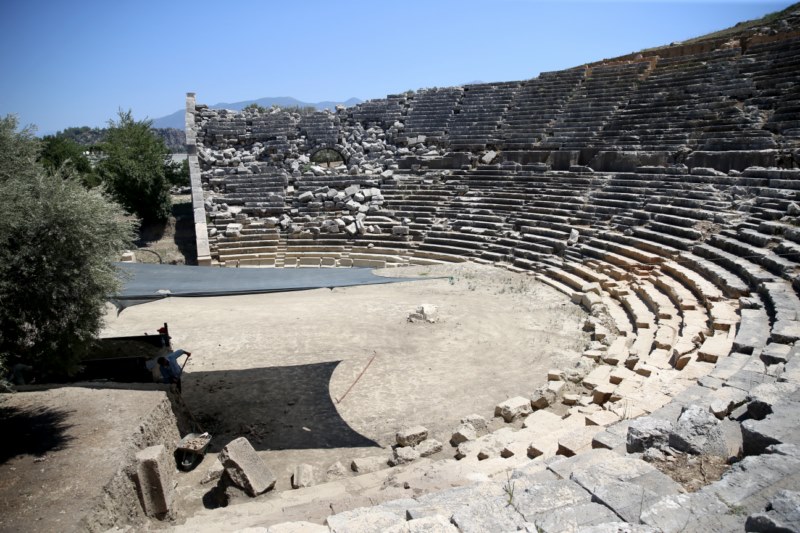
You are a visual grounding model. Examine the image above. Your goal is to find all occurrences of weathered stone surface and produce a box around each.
[326,509,404,533]
[531,386,557,410]
[219,437,276,496]
[533,501,620,532]
[350,455,390,474]
[461,414,488,436]
[200,457,224,485]
[745,489,800,533]
[450,423,477,446]
[576,523,659,533]
[414,439,443,458]
[290,463,313,489]
[668,405,728,456]
[703,451,800,513]
[396,426,429,447]
[627,416,673,452]
[640,492,733,533]
[741,386,800,455]
[265,522,329,533]
[326,460,348,480]
[747,382,798,420]
[495,396,533,422]
[384,515,458,533]
[135,444,174,517]
[390,446,420,466]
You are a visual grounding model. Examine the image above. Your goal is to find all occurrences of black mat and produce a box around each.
[113,262,426,308]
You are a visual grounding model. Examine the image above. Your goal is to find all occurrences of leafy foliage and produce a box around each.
[0,115,136,377]
[98,110,172,222]
[165,158,190,187]
[39,135,99,187]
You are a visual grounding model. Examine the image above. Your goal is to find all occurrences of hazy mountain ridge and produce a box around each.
[151,96,363,129]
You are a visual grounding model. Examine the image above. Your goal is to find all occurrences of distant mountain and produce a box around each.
[151,96,363,129]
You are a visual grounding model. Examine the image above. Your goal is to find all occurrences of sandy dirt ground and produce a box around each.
[0,386,172,533]
[102,263,589,510]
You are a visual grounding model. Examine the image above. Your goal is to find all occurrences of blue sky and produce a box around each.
[0,0,793,134]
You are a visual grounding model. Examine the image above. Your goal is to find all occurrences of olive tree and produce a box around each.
[98,110,172,223]
[0,115,136,377]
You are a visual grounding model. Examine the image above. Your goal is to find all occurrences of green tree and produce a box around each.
[39,135,99,187]
[243,102,268,113]
[0,115,136,377]
[98,110,172,222]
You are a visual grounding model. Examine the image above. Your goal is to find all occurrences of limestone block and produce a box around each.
[745,489,800,533]
[640,492,731,533]
[480,150,497,164]
[668,405,727,457]
[461,414,488,436]
[592,383,616,405]
[627,417,673,453]
[135,444,175,518]
[557,426,603,457]
[414,439,443,458]
[585,410,620,427]
[495,396,532,422]
[225,223,243,238]
[350,455,390,474]
[200,457,224,485]
[326,509,404,532]
[326,461,348,480]
[747,382,798,420]
[533,502,620,532]
[383,515,458,533]
[450,423,477,446]
[396,426,429,447]
[530,386,557,410]
[265,522,329,533]
[389,446,420,466]
[291,463,314,489]
[392,225,410,236]
[219,437,276,496]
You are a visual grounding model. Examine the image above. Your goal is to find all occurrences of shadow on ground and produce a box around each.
[184,361,379,452]
[0,405,74,463]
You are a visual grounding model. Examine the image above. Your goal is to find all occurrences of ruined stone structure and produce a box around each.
[181,10,800,532]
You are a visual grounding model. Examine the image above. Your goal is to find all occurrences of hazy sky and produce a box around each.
[0,0,793,134]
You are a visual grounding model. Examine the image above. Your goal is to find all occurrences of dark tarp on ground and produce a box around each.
[112,262,427,309]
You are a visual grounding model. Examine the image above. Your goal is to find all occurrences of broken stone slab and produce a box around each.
[219,437,276,497]
[383,515,458,533]
[414,439,443,458]
[200,457,224,485]
[135,444,175,518]
[701,450,800,514]
[575,523,659,533]
[627,416,673,453]
[668,404,728,457]
[557,426,603,457]
[480,150,498,165]
[326,461,348,480]
[745,489,800,533]
[450,423,477,446]
[532,501,620,532]
[741,387,800,455]
[495,396,533,422]
[530,385,558,410]
[390,446,420,466]
[407,304,438,323]
[747,382,798,420]
[326,509,405,533]
[461,414,488,436]
[708,386,748,419]
[396,426,429,447]
[640,492,734,533]
[264,522,329,533]
[350,455,390,474]
[291,463,314,489]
